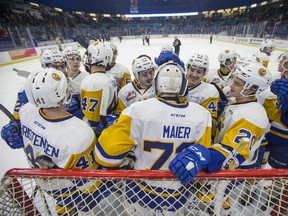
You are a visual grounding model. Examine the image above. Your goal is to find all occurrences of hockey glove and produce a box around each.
[169,144,211,185]
[271,79,288,97]
[1,121,24,149]
[97,113,119,133]
[154,51,185,70]
[217,99,228,117]
[18,90,29,104]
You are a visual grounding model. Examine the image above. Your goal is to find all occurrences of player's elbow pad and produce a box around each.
[204,148,226,173]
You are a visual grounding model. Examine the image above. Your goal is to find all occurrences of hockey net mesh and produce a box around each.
[0,168,288,216]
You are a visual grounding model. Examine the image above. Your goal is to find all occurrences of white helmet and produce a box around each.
[40,50,66,68]
[85,41,111,68]
[161,44,173,52]
[155,62,188,96]
[25,68,68,108]
[218,49,237,66]
[260,40,275,53]
[186,53,209,74]
[62,46,81,58]
[132,55,155,81]
[233,63,272,95]
[252,52,270,68]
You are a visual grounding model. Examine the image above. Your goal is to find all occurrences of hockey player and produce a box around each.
[205,49,237,90]
[260,40,275,56]
[62,47,88,118]
[80,41,118,136]
[185,53,219,132]
[105,42,131,91]
[12,50,68,120]
[94,62,212,215]
[1,68,122,215]
[170,63,272,184]
[115,55,156,114]
[63,46,88,95]
[258,52,288,168]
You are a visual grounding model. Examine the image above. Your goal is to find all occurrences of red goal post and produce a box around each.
[0,168,287,216]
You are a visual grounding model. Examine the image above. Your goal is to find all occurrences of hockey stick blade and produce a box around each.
[13,68,30,78]
[0,104,21,133]
[76,35,89,49]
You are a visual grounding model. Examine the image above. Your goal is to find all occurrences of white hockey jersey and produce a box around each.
[80,71,118,127]
[69,70,89,95]
[205,68,231,89]
[106,62,131,90]
[186,81,219,126]
[213,97,269,168]
[115,80,155,114]
[19,103,98,188]
[95,98,212,211]
[257,88,288,147]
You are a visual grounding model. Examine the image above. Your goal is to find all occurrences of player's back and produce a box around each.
[122,98,212,212]
[19,103,97,171]
[124,97,212,170]
[80,72,117,126]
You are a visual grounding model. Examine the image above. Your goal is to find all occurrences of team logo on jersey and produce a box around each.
[258,68,266,76]
[126,91,137,101]
[52,73,61,81]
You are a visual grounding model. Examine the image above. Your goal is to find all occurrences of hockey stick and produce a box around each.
[13,68,30,78]
[0,103,20,133]
[75,35,89,49]
[214,138,250,216]
[211,82,228,102]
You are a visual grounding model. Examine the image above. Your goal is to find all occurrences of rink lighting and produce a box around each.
[30,2,39,7]
[124,12,198,18]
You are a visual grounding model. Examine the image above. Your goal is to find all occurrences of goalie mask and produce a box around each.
[155,62,188,96]
[25,68,69,108]
[232,63,272,96]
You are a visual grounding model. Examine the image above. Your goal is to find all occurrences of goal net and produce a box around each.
[0,168,287,216]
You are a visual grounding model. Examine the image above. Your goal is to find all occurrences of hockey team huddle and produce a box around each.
[1,39,288,215]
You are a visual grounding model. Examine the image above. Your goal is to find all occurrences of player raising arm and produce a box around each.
[95,62,212,215]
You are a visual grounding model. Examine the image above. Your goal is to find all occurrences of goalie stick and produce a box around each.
[0,103,20,134]
[13,68,30,78]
